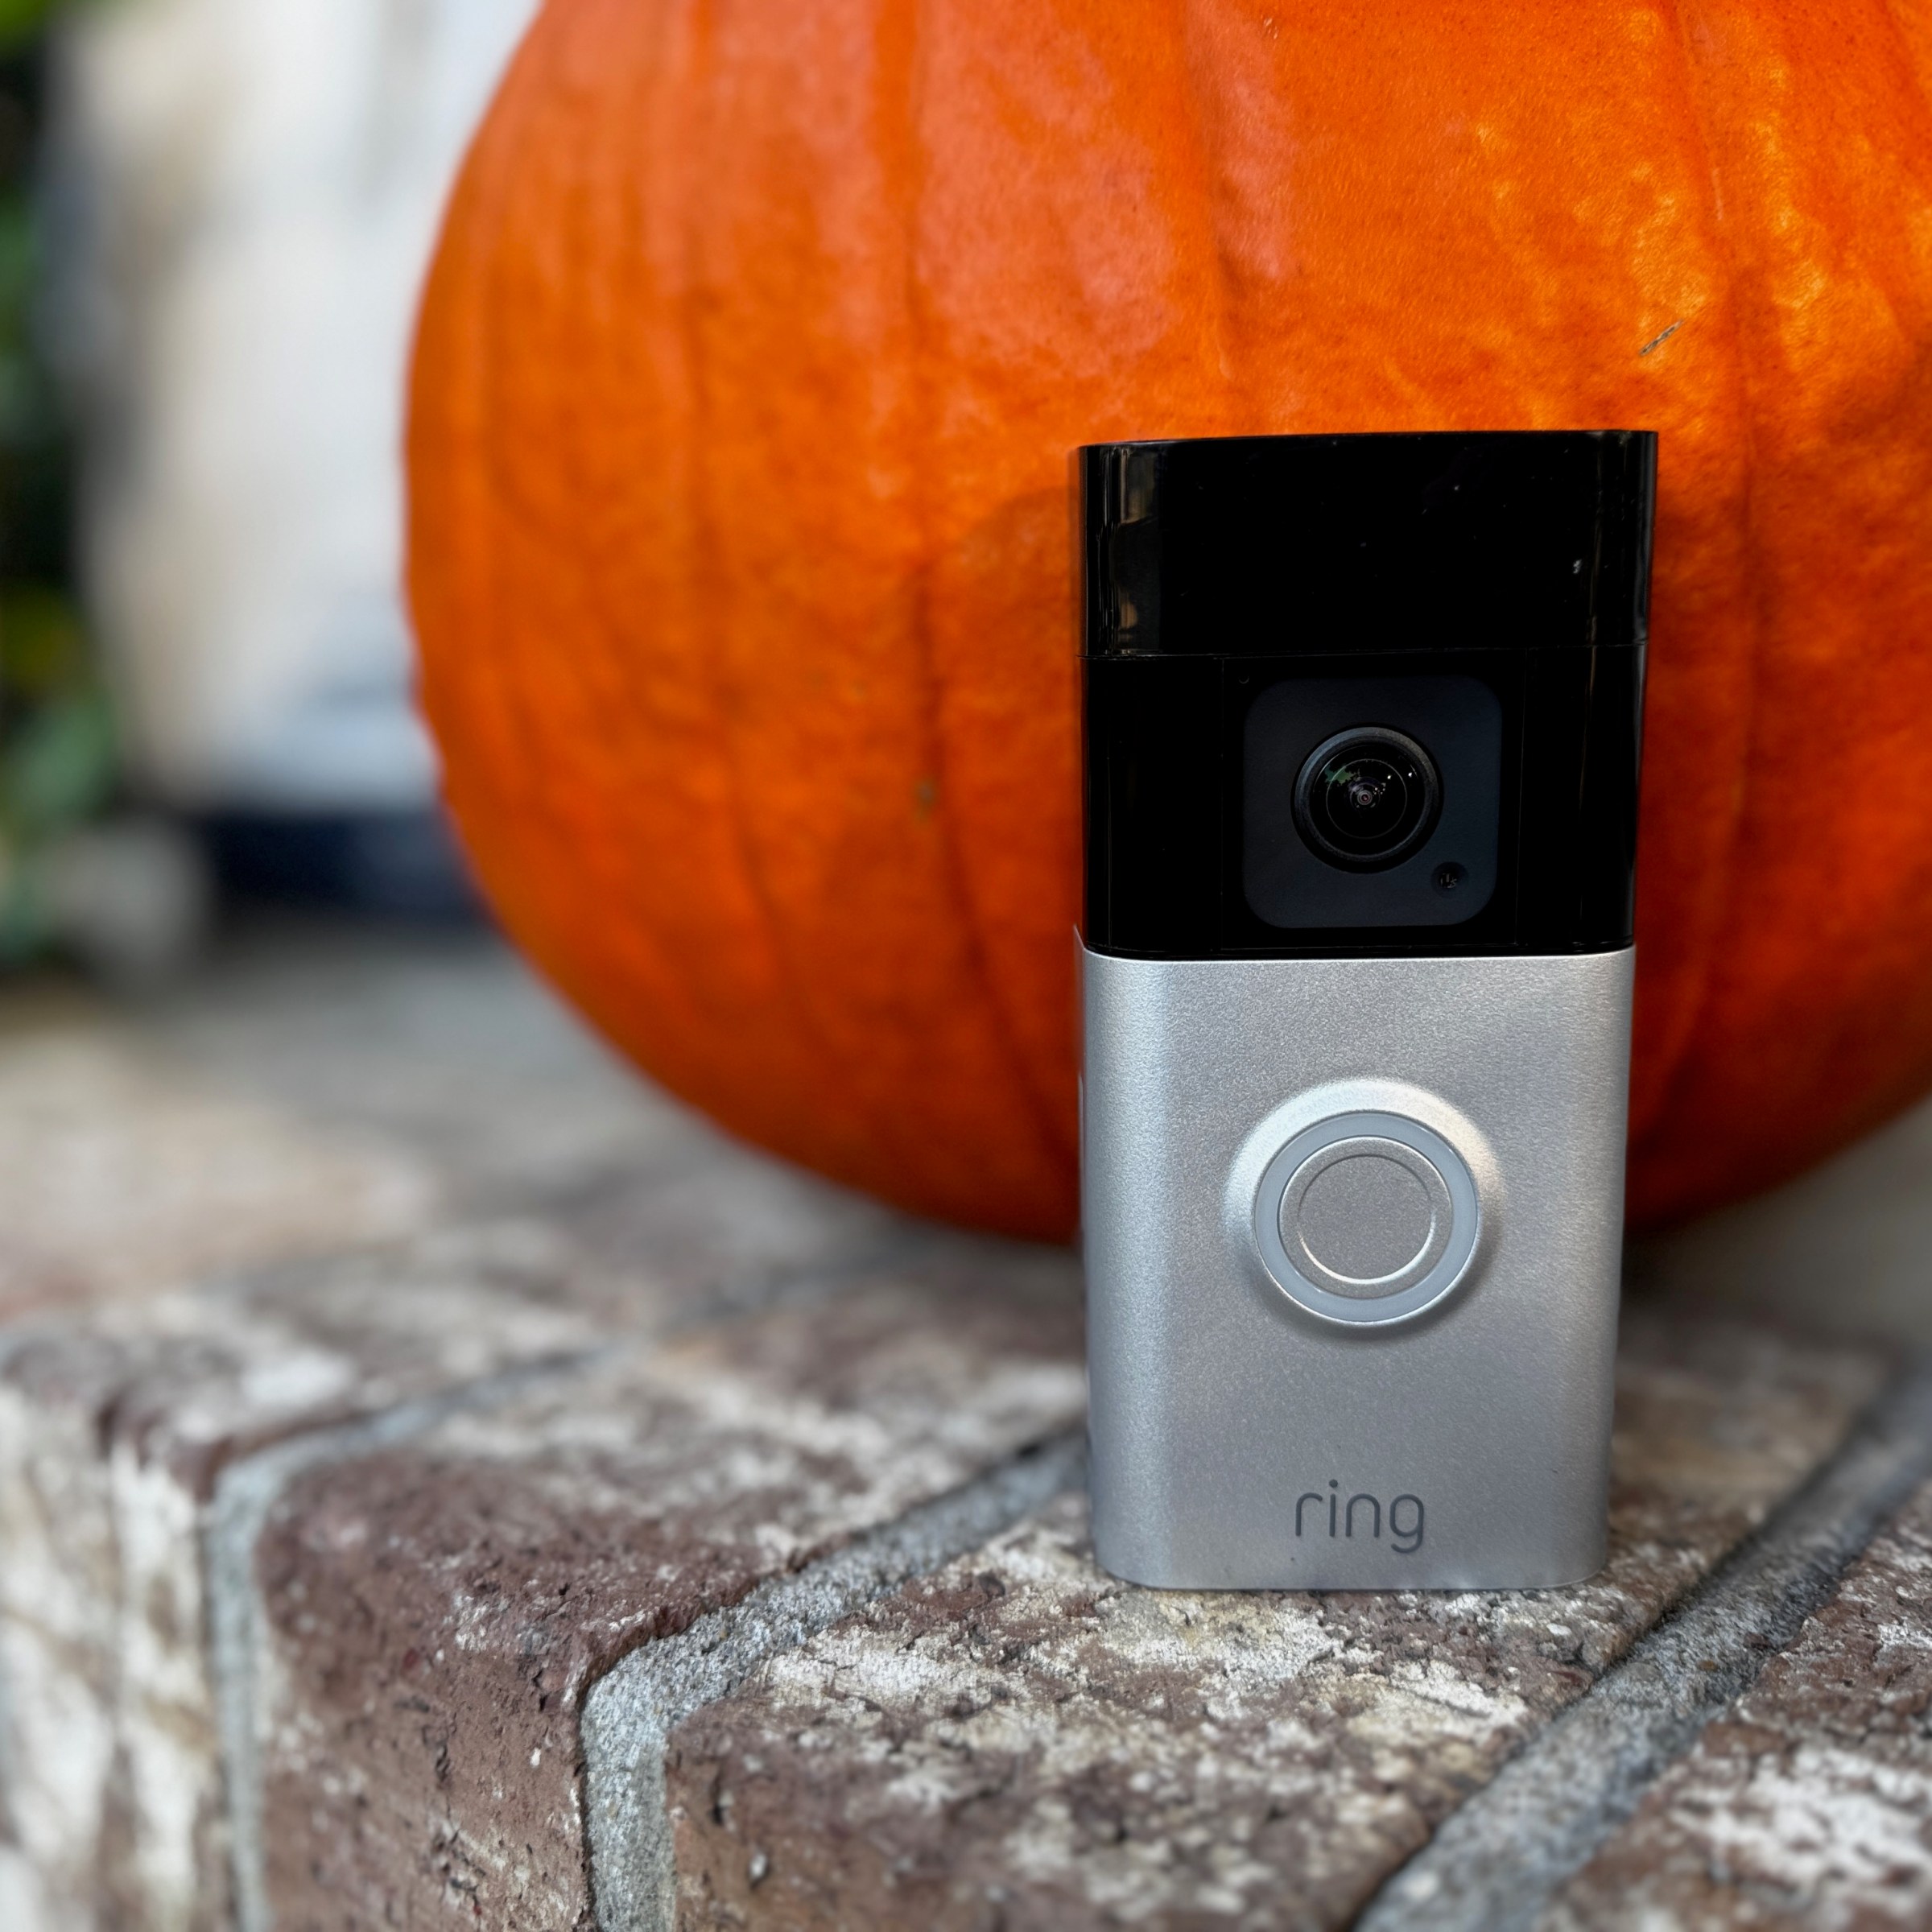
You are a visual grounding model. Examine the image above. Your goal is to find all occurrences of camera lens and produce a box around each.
[1294,728,1441,870]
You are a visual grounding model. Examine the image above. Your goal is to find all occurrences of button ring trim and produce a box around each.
[1253,1110,1481,1327]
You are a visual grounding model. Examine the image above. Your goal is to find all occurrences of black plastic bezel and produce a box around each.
[1078,431,1655,960]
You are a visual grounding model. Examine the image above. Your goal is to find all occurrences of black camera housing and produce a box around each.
[1079,431,1655,959]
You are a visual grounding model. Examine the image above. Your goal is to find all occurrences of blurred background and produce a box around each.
[4,0,535,980]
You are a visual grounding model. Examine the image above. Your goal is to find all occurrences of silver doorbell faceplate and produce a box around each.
[1083,944,1634,1591]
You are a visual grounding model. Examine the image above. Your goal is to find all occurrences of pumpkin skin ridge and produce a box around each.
[1623,0,1771,1172]
[671,0,1076,1232]
[586,0,999,1215]
[910,568,1080,1180]
[890,19,1083,1182]
[1617,10,1806,1200]
[898,0,1247,1212]
[674,234,906,1197]
[1621,0,1932,1222]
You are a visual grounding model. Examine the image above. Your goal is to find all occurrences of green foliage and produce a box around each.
[0,592,111,962]
[0,0,64,55]
[0,196,40,443]
[0,14,114,961]
[2,591,113,830]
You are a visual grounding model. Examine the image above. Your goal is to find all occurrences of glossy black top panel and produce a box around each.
[1080,431,1657,658]
[1078,431,1656,959]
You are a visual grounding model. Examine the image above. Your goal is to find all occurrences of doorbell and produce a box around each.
[1078,429,1656,1588]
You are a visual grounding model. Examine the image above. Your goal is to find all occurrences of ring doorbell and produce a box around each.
[1079,430,1656,1588]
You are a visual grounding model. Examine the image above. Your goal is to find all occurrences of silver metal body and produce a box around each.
[1082,943,1635,1590]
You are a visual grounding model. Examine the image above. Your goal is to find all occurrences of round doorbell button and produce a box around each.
[1281,1136,1455,1297]
[1253,1111,1480,1326]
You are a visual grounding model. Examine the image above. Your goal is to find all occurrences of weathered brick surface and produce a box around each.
[0,931,898,1932]
[662,1314,1885,1932]
[253,1251,1084,1931]
[1546,1479,1932,1931]
[0,926,774,1327]
[0,1000,435,1320]
[0,1192,894,1930]
[140,927,709,1218]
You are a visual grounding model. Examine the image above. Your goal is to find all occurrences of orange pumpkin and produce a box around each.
[409,0,1932,1241]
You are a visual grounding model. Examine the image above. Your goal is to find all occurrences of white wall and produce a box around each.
[50,0,540,810]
